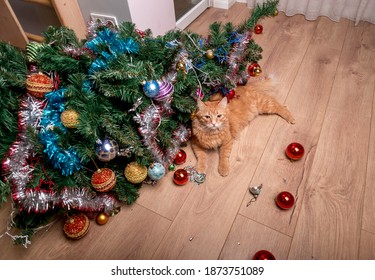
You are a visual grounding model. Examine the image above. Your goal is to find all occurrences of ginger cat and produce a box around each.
[191,77,295,177]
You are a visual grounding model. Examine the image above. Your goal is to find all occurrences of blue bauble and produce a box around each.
[95,138,119,162]
[147,162,166,181]
[143,80,160,98]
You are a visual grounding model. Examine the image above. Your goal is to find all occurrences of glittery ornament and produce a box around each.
[26,72,54,99]
[154,81,174,102]
[276,191,295,210]
[176,60,186,72]
[285,142,304,161]
[206,49,215,59]
[248,63,262,76]
[173,168,189,186]
[147,162,166,181]
[136,28,145,38]
[124,162,148,184]
[254,24,263,34]
[63,213,90,240]
[95,138,119,162]
[60,109,79,128]
[174,149,187,165]
[143,80,160,98]
[253,250,276,260]
[91,168,117,192]
[96,213,109,225]
[196,86,204,100]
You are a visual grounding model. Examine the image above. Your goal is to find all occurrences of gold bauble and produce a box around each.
[124,162,148,184]
[96,213,109,225]
[206,49,215,59]
[274,9,279,16]
[176,60,185,71]
[60,109,79,128]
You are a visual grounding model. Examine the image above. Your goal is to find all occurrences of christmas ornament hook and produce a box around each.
[247,184,262,207]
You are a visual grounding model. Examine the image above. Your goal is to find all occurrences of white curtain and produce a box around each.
[247,0,375,25]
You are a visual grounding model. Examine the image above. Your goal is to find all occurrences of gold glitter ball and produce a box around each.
[206,49,215,59]
[60,109,79,128]
[124,162,148,184]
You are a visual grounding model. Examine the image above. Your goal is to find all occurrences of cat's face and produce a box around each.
[195,97,228,130]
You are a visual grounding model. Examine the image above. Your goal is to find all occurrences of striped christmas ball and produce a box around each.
[153,81,174,102]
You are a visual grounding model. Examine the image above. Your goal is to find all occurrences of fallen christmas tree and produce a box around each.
[0,0,278,245]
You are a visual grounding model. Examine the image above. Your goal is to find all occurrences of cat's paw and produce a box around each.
[218,165,229,177]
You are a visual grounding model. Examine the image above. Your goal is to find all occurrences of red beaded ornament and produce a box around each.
[174,149,187,165]
[26,73,54,99]
[253,250,276,260]
[91,168,116,192]
[173,169,189,186]
[63,213,90,240]
[254,24,263,34]
[276,191,295,210]
[285,142,304,160]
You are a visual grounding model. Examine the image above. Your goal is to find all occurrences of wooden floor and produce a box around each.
[1,3,375,260]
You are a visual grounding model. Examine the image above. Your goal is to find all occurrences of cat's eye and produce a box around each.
[205,115,211,119]
[217,114,222,118]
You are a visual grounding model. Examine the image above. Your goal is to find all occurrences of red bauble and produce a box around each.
[63,213,90,240]
[247,63,262,76]
[253,250,276,260]
[91,168,116,192]
[227,89,236,100]
[276,191,295,210]
[285,142,304,160]
[173,169,189,186]
[174,149,187,165]
[26,73,54,99]
[254,24,263,34]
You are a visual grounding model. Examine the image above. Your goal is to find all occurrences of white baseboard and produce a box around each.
[213,0,236,9]
[236,0,247,3]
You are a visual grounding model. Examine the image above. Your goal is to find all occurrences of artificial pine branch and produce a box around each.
[241,0,279,31]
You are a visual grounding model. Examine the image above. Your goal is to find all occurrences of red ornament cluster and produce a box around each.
[247,63,262,76]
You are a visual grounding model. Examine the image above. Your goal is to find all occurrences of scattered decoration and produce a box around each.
[275,191,295,210]
[184,165,206,185]
[248,63,262,76]
[173,168,189,186]
[63,213,90,240]
[285,142,304,161]
[96,213,109,225]
[247,184,263,206]
[169,164,175,171]
[254,24,263,34]
[253,250,276,260]
[174,149,187,165]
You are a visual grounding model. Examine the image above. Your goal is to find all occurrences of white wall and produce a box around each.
[127,0,176,36]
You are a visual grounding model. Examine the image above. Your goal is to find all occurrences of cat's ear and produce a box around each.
[218,97,228,109]
[196,98,206,110]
